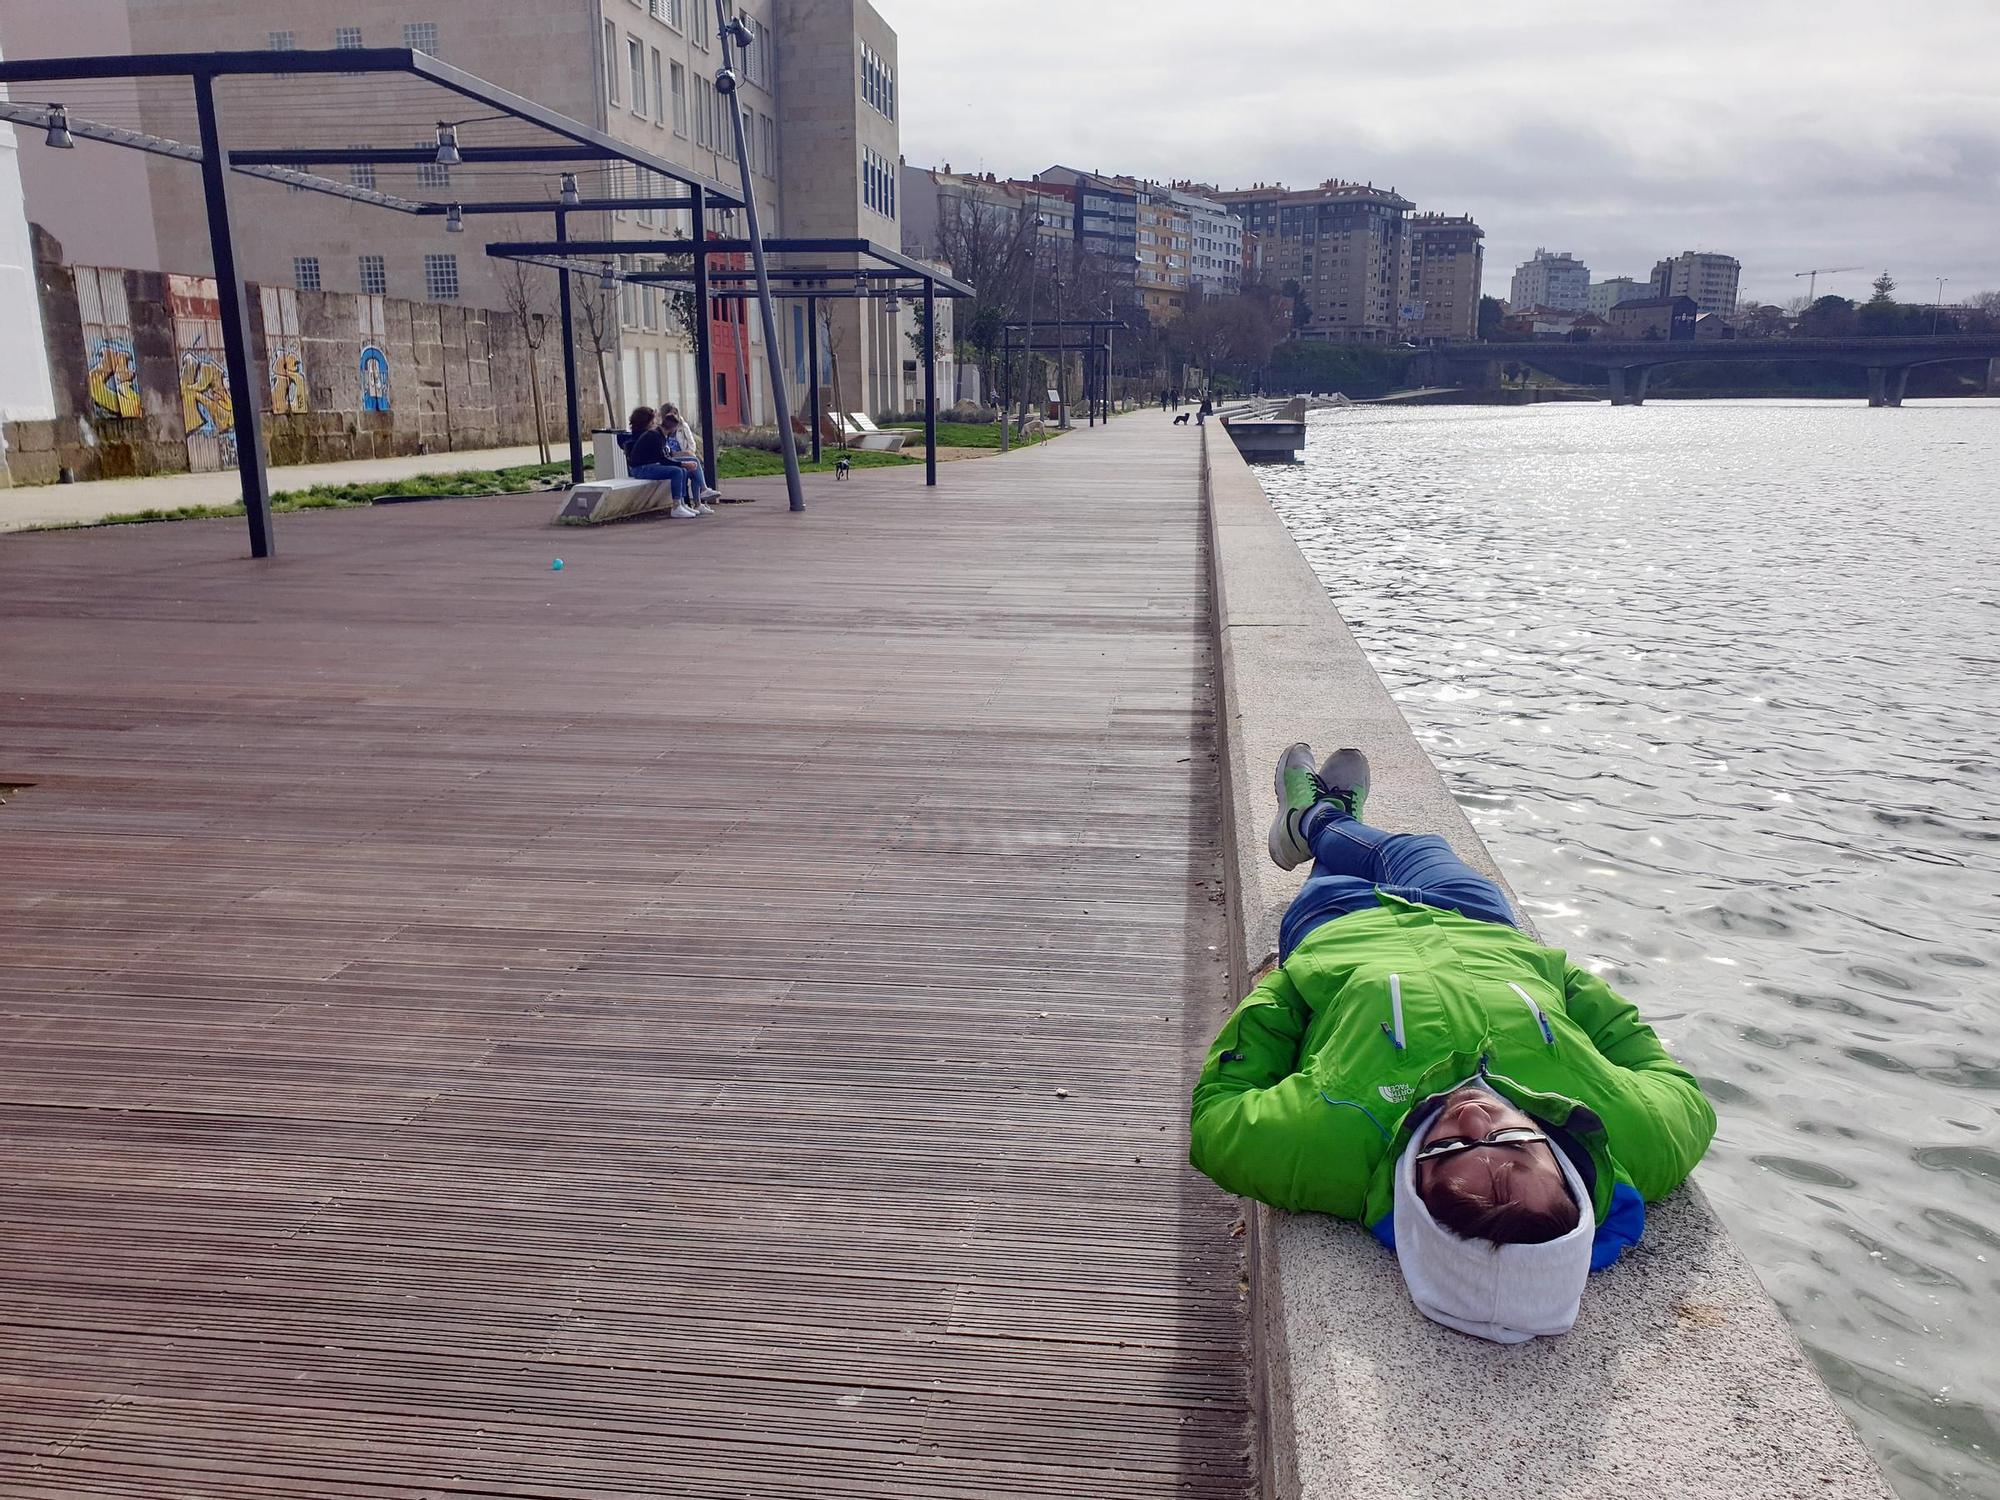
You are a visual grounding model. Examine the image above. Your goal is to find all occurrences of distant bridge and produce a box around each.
[1410,336,2000,406]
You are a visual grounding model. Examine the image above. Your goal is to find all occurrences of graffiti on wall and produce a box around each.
[359,346,392,411]
[76,267,143,420]
[168,274,236,471]
[260,285,309,415]
[358,294,392,412]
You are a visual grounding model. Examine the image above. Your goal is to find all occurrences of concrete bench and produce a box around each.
[553,477,684,526]
[827,412,907,453]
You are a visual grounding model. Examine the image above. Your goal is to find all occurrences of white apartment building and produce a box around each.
[1510,248,1591,313]
[1650,251,1742,317]
[2,0,906,422]
[1169,185,1242,298]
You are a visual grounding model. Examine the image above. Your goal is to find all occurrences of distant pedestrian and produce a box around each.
[1160,388,1170,411]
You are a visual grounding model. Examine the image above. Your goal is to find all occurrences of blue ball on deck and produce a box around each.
[551,558,565,571]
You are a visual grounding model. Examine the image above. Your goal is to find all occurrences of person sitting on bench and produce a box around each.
[1189,743,1716,1344]
[661,403,722,506]
[623,406,700,519]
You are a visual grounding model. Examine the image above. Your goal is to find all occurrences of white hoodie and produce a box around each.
[1391,1085,1595,1344]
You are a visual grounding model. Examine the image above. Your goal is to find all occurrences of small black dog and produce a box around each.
[835,454,853,480]
[1172,412,1191,426]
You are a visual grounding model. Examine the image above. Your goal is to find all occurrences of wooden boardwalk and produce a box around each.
[0,417,1253,1498]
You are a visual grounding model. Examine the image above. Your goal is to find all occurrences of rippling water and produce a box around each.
[1257,400,2000,1500]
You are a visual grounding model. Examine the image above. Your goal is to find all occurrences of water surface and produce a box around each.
[1258,400,2000,1500]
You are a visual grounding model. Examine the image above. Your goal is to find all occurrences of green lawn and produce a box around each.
[717,446,915,478]
[882,421,1056,450]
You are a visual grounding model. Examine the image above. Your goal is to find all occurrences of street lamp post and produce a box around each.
[1933,278,1950,336]
[714,4,804,512]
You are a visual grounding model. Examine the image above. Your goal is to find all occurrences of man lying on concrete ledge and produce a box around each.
[1190,744,1716,1344]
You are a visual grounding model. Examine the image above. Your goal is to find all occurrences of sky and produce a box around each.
[890,0,2000,307]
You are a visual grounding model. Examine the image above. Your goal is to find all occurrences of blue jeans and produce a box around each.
[630,463,691,499]
[1278,805,1518,960]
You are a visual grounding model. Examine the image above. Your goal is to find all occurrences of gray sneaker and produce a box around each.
[1267,743,1327,870]
[1317,748,1371,823]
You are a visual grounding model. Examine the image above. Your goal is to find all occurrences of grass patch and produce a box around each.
[717,446,915,478]
[882,420,1056,450]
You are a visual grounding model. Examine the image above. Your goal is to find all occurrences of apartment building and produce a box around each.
[1036,165,1138,287]
[1649,251,1741,317]
[899,165,1074,264]
[3,0,905,423]
[1217,180,1414,343]
[1588,276,1650,317]
[1170,184,1242,298]
[1509,248,1591,313]
[1133,184,1187,321]
[1402,213,1482,341]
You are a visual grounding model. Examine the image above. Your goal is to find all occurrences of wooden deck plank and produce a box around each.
[0,421,1252,1497]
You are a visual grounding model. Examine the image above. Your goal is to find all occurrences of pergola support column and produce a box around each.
[192,73,273,558]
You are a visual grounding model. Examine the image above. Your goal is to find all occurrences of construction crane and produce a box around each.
[1794,266,1863,303]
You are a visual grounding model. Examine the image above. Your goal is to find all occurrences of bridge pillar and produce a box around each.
[1609,366,1651,406]
[1867,367,1910,408]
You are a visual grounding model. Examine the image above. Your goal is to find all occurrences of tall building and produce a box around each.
[2,0,908,421]
[1649,251,1741,316]
[1402,213,1483,341]
[900,166,1073,265]
[1169,184,1243,299]
[1133,183,1188,322]
[1216,180,1415,343]
[1510,248,1591,313]
[1588,276,1649,317]
[1036,165,1138,289]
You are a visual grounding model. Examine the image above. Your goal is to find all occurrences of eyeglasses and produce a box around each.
[1414,1125,1549,1164]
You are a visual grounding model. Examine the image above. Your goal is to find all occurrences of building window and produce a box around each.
[417,140,450,190]
[628,37,646,115]
[759,112,774,177]
[404,22,438,55]
[862,145,895,218]
[268,31,297,50]
[650,47,665,124]
[424,254,459,301]
[359,255,387,295]
[671,62,688,135]
[861,42,894,120]
[693,74,712,148]
[333,26,363,48]
[691,0,708,47]
[294,256,321,291]
[350,150,376,191]
[652,0,684,30]
[604,21,619,104]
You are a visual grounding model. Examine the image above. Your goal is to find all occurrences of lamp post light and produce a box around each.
[559,172,580,207]
[444,203,464,234]
[44,104,74,149]
[433,123,461,166]
[1933,277,1949,336]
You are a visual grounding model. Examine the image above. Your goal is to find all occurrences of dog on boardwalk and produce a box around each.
[1173,412,1191,426]
[835,454,853,480]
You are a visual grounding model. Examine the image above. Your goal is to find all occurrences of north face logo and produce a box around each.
[1378,1083,1413,1104]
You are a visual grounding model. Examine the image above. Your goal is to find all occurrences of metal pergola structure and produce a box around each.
[486,239,974,486]
[0,46,942,554]
[999,318,1125,429]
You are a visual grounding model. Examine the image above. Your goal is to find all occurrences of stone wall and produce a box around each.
[3,226,599,488]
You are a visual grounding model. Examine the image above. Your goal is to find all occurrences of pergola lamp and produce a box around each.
[559,172,580,207]
[722,16,756,48]
[599,260,615,291]
[444,203,464,234]
[45,105,73,149]
[433,123,461,166]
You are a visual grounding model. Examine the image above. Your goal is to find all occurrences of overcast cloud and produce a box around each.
[890,0,2000,305]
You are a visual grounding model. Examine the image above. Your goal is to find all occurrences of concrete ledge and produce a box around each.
[1199,426,1893,1500]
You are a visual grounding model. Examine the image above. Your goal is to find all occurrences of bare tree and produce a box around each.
[499,257,556,463]
[574,267,621,424]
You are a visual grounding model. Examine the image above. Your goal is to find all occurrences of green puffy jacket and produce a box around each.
[1189,893,1715,1266]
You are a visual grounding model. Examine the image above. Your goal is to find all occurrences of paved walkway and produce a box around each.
[0,443,549,531]
[0,416,1253,1497]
